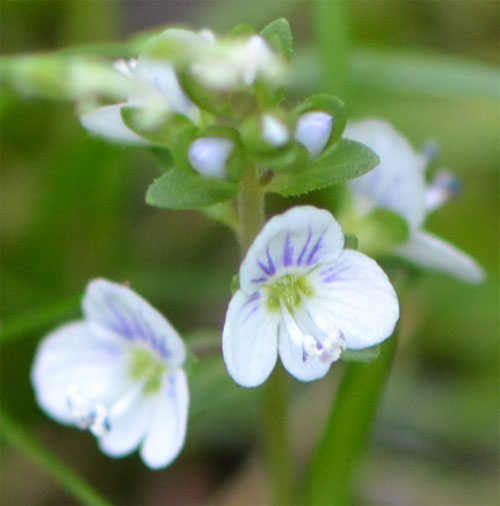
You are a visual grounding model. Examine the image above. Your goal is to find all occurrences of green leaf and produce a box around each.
[355,208,410,256]
[230,274,240,294]
[266,139,378,196]
[293,93,346,145]
[260,18,293,61]
[199,201,238,231]
[302,336,397,505]
[121,107,195,147]
[343,233,358,250]
[341,345,380,363]
[0,410,112,506]
[146,169,238,210]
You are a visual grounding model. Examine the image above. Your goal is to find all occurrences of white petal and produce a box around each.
[99,388,155,458]
[294,111,332,159]
[277,315,332,382]
[261,114,290,147]
[80,104,148,144]
[344,119,427,228]
[133,60,199,122]
[31,322,125,425]
[222,290,280,387]
[396,231,485,284]
[140,369,189,469]
[82,278,186,367]
[187,137,233,179]
[307,250,399,349]
[424,171,460,213]
[240,206,344,293]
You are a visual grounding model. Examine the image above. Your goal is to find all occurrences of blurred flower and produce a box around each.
[190,34,288,92]
[294,111,333,159]
[261,114,290,147]
[188,136,234,179]
[31,278,189,469]
[223,206,399,387]
[80,29,211,144]
[344,119,484,283]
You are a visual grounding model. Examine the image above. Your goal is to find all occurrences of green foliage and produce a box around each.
[121,107,196,147]
[343,233,359,250]
[146,169,238,210]
[266,139,379,196]
[341,345,380,363]
[260,18,293,62]
[355,208,410,256]
[0,410,112,506]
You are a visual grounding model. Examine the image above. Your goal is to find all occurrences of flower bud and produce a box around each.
[188,137,234,179]
[294,111,333,159]
[261,114,290,147]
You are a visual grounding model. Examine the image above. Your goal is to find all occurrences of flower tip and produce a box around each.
[188,137,234,179]
[294,111,333,159]
[261,114,290,147]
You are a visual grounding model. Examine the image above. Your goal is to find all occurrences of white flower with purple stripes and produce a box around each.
[222,206,399,387]
[31,278,189,469]
[344,119,484,283]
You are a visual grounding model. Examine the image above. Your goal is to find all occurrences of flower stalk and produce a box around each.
[237,166,293,506]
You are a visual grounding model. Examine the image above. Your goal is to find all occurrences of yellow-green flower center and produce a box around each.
[265,273,313,313]
[129,348,166,393]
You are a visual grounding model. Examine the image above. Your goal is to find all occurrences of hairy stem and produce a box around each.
[237,166,293,505]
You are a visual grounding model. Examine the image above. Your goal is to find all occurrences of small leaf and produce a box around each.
[231,274,240,294]
[260,18,293,61]
[343,233,358,250]
[341,345,380,363]
[146,169,238,210]
[355,208,410,256]
[121,107,195,147]
[266,139,378,196]
[200,201,238,231]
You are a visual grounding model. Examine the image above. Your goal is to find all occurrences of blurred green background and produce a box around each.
[1,1,498,505]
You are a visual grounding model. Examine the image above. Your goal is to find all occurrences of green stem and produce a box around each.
[313,0,351,97]
[0,410,112,506]
[237,167,293,505]
[302,333,398,505]
[237,164,265,254]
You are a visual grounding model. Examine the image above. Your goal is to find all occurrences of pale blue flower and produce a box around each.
[31,279,189,469]
[223,206,399,387]
[344,119,484,283]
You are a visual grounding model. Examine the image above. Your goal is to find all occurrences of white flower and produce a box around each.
[31,278,189,469]
[80,29,209,144]
[261,114,290,147]
[344,119,484,283]
[294,111,333,159]
[190,35,288,92]
[222,206,399,387]
[187,137,234,179]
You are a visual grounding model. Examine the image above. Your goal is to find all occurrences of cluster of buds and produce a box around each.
[80,20,345,187]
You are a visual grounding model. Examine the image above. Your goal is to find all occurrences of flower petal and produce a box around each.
[31,322,125,425]
[396,231,485,284]
[294,111,332,159]
[82,278,186,367]
[277,317,332,382]
[344,119,427,228]
[308,250,399,349]
[140,369,189,469]
[133,60,199,122]
[99,387,155,458]
[188,137,233,179]
[80,104,148,144]
[240,206,344,293]
[222,290,280,387]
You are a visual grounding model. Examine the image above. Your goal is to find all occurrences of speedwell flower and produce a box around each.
[80,28,211,144]
[31,278,189,469]
[222,206,399,387]
[344,118,484,283]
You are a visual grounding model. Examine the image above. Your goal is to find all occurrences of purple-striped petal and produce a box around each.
[239,206,344,293]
